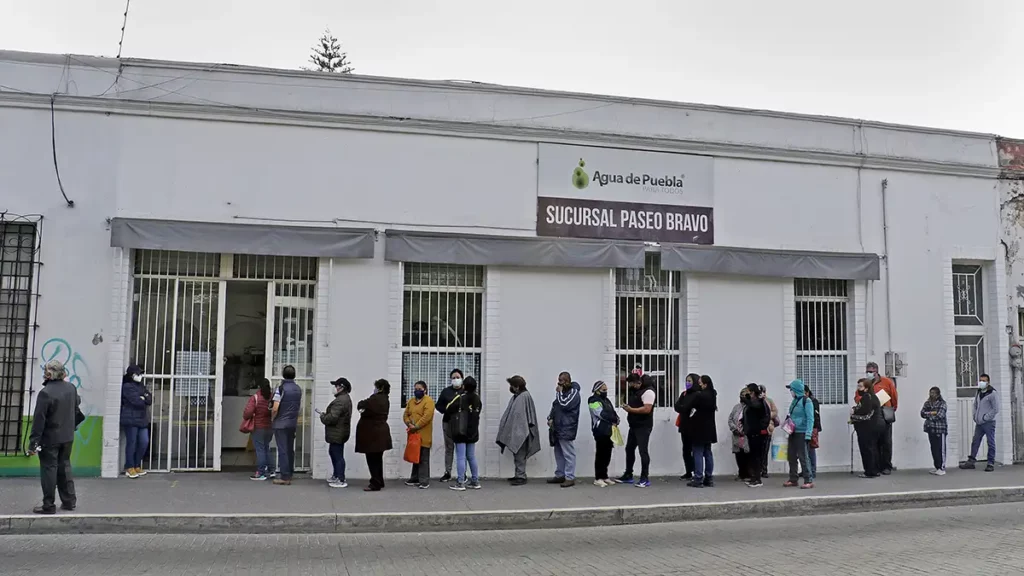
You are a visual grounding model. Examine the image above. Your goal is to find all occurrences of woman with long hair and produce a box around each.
[921,386,948,475]
[851,378,885,478]
[244,378,275,480]
[687,374,718,488]
[674,373,701,480]
[447,376,483,491]
[356,379,393,491]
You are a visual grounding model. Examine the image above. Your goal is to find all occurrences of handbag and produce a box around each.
[781,416,796,435]
[610,425,625,447]
[882,406,896,424]
[809,428,820,449]
[239,397,256,434]
[404,431,422,464]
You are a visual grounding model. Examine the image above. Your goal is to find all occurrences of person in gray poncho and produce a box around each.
[497,375,541,486]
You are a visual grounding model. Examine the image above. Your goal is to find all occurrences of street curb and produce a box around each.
[3,486,1023,535]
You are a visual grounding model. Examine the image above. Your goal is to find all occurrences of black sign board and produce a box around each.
[536,196,714,245]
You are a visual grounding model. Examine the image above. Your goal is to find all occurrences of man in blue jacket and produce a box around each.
[784,379,815,489]
[271,365,302,485]
[547,371,581,488]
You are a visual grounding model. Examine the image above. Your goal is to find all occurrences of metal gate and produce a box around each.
[130,251,225,472]
[266,281,316,471]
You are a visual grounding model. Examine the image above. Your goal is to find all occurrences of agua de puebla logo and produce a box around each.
[570,158,685,194]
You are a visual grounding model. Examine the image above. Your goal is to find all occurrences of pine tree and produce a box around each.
[308,28,354,73]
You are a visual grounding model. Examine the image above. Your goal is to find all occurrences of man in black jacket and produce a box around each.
[742,383,772,488]
[435,368,464,483]
[28,360,85,514]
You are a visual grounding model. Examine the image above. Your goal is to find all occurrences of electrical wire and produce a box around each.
[116,0,131,60]
[49,95,75,208]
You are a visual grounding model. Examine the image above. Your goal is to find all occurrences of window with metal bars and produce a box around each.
[614,253,681,409]
[0,218,38,455]
[952,264,986,398]
[400,263,484,407]
[794,279,849,405]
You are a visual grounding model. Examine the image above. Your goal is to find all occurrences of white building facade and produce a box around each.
[0,50,1015,481]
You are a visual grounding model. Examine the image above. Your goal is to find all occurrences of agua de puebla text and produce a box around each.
[592,171,685,188]
[544,205,710,232]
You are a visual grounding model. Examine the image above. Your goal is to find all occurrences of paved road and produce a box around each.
[2,502,1020,575]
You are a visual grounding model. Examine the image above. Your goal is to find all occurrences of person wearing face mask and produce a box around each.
[674,373,700,480]
[403,381,435,489]
[855,362,899,474]
[547,372,581,488]
[759,385,780,478]
[496,375,541,486]
[435,369,464,483]
[619,373,657,488]
[850,378,885,478]
[119,364,152,479]
[687,375,718,488]
[742,383,771,488]
[782,379,814,489]
[728,387,751,482]
[920,386,948,475]
[355,379,393,491]
[588,380,619,487]
[960,374,999,472]
[320,377,352,488]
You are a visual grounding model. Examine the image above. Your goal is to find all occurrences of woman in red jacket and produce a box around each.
[244,378,275,480]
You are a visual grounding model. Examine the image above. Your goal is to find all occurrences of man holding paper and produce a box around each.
[854,362,898,475]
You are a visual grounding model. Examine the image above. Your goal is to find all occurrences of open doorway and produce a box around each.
[221,281,268,471]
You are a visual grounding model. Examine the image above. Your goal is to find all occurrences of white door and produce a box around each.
[265,281,316,472]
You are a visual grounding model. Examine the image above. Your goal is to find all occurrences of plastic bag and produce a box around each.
[404,431,421,464]
[771,430,788,462]
[610,425,625,447]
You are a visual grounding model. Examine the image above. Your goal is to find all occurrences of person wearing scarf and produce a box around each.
[496,375,540,486]
[547,372,581,488]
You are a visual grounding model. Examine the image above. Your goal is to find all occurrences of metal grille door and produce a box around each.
[267,281,316,471]
[0,218,38,456]
[131,250,225,472]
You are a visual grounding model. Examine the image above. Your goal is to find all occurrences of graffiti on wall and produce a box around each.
[0,337,103,476]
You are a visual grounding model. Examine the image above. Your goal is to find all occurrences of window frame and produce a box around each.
[0,218,39,456]
[952,263,987,399]
[794,278,850,405]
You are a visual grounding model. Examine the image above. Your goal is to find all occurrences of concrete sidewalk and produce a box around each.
[1,466,1022,534]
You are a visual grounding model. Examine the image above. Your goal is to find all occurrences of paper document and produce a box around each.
[875,389,891,406]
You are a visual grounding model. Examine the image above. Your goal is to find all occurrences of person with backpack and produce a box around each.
[446,376,482,491]
[920,386,948,475]
[804,386,822,482]
[783,379,814,489]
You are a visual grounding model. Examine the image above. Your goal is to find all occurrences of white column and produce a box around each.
[992,256,1013,464]
[782,280,796,383]
[384,261,405,480]
[684,276,700,374]
[310,257,333,479]
[482,268,502,478]
[102,248,131,478]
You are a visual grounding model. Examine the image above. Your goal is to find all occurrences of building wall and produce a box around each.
[0,52,1012,478]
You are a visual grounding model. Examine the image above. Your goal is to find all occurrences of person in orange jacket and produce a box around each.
[854,362,898,474]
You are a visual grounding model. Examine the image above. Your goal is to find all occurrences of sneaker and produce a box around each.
[604,477,620,484]
[616,474,635,484]
[985,464,995,472]
[560,479,576,488]
[32,505,56,515]
[327,476,338,483]
[509,478,527,486]
[467,480,482,490]
[858,473,879,478]
[959,460,977,470]
[546,477,566,484]
[137,468,148,477]
[449,482,467,491]
[703,477,715,488]
[328,481,348,488]
[440,473,452,483]
[935,469,946,476]
[747,480,763,488]
[272,479,292,486]
[250,472,268,481]
[881,469,892,476]
[125,468,139,479]
[418,483,430,489]
[635,478,651,488]
[60,503,76,511]
[800,482,814,490]
[405,480,420,487]
[680,473,693,480]
[783,480,799,487]
[594,479,608,487]
[928,469,939,475]
[686,479,704,488]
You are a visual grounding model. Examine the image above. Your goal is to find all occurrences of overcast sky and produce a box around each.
[1,0,1019,135]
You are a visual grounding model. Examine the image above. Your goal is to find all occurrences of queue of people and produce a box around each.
[108,360,1003,496]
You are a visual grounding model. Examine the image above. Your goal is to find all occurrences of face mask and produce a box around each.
[452,378,463,389]
[509,386,516,394]
[684,381,693,390]
[132,374,143,383]
[865,372,876,381]
[978,381,988,389]
[598,390,606,397]
[414,389,425,399]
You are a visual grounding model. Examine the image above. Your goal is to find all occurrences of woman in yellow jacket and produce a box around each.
[403,380,436,488]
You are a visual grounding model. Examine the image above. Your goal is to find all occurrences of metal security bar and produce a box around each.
[268,281,316,471]
[233,255,318,281]
[952,265,984,326]
[0,217,39,456]
[795,279,849,404]
[614,252,681,408]
[401,263,484,407]
[134,250,220,277]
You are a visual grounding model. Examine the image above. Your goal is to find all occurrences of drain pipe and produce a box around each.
[881,179,894,356]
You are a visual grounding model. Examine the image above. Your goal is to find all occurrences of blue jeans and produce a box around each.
[274,427,296,480]
[970,421,997,464]
[554,438,577,480]
[122,425,149,470]
[693,443,714,480]
[252,428,275,475]
[455,442,478,484]
[806,445,817,481]
[328,442,346,481]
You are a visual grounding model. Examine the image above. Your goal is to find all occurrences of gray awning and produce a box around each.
[384,231,646,269]
[110,218,376,258]
[660,243,880,280]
